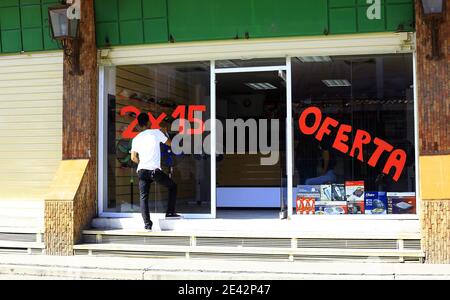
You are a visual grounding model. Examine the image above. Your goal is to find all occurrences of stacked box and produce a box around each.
[345,181,365,214]
[365,192,388,215]
[312,184,348,215]
[320,185,333,201]
[315,201,348,215]
[387,193,416,215]
[331,184,346,202]
[347,201,365,214]
[295,185,320,215]
[345,181,365,202]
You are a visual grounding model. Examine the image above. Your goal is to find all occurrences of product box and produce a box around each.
[347,201,365,214]
[296,198,316,215]
[315,201,348,215]
[332,184,346,202]
[345,181,365,202]
[387,193,416,215]
[320,185,333,201]
[295,185,320,215]
[365,192,388,215]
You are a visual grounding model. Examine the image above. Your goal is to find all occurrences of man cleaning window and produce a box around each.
[131,113,181,231]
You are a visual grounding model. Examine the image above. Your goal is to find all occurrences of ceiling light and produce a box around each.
[298,56,332,63]
[245,83,278,90]
[322,79,352,87]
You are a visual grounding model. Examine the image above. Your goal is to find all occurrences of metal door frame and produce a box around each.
[211,58,294,219]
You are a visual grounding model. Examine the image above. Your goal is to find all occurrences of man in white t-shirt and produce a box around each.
[131,113,180,231]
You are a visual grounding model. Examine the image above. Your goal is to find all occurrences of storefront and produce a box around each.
[96,32,419,222]
[1,0,449,262]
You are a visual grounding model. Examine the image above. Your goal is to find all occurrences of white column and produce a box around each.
[286,57,294,219]
[210,61,217,218]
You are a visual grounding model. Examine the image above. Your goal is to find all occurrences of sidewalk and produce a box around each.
[0,254,449,280]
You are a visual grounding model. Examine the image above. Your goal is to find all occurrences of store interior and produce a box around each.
[105,54,416,217]
[215,71,287,214]
[107,62,212,214]
[292,54,416,215]
[292,54,415,191]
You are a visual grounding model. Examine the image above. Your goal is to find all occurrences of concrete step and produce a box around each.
[74,242,424,262]
[1,254,449,280]
[0,201,44,229]
[86,217,422,262]
[0,208,43,218]
[0,241,44,255]
[79,229,423,262]
[0,201,43,210]
[0,227,43,234]
[83,229,422,240]
[0,226,44,255]
[0,241,44,249]
[91,217,421,237]
[0,217,43,229]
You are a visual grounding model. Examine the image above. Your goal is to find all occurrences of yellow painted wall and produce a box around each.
[46,160,89,202]
[420,155,450,200]
[0,52,63,202]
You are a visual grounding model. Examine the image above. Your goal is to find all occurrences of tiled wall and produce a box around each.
[0,0,59,53]
[96,0,415,47]
[0,0,415,53]
[416,0,450,264]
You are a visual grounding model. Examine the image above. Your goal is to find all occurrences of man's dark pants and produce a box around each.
[138,169,177,228]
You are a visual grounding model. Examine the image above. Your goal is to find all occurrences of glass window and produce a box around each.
[292,54,416,216]
[215,69,287,217]
[105,62,211,214]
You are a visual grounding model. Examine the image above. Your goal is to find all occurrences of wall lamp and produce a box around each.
[420,0,446,60]
[48,0,82,75]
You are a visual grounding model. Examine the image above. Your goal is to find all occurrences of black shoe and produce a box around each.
[165,213,182,218]
[144,221,153,231]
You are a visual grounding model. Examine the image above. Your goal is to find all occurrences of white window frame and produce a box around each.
[212,61,293,219]
[97,33,419,221]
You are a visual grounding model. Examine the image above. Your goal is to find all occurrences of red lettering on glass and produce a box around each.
[367,138,394,167]
[148,112,167,129]
[333,124,352,154]
[120,106,141,139]
[298,106,407,182]
[298,106,322,135]
[171,105,186,133]
[350,129,372,162]
[121,105,207,138]
[315,117,339,141]
[188,105,207,135]
[171,105,207,135]
[384,149,407,182]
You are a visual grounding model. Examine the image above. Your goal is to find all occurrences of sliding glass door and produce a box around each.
[212,58,292,219]
[100,62,213,218]
[99,57,296,219]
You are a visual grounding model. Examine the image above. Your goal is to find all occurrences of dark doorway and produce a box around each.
[215,71,287,218]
